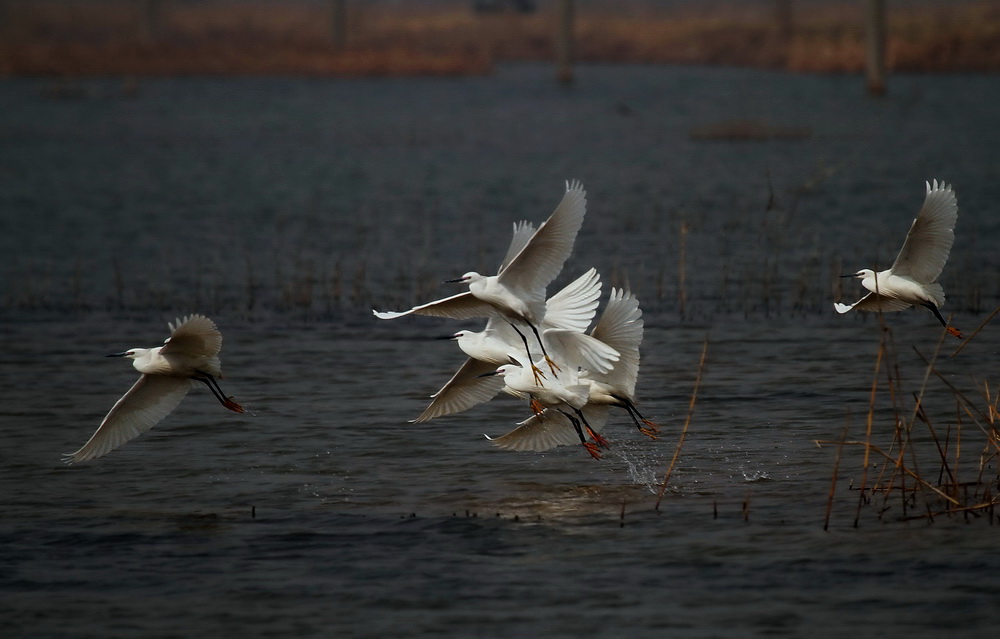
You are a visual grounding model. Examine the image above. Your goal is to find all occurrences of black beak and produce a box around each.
[478,371,499,378]
[106,352,127,358]
[434,334,458,341]
[839,274,855,278]
[443,278,465,284]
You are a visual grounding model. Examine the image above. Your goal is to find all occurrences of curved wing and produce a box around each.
[541,267,601,333]
[64,375,192,464]
[411,358,505,423]
[373,291,498,321]
[588,288,643,396]
[834,292,913,314]
[487,404,610,452]
[890,180,958,284]
[497,180,587,299]
[163,314,223,359]
[499,221,536,272]
[543,328,620,375]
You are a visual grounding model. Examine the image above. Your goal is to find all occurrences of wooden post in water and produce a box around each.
[555,0,574,84]
[864,0,887,96]
[775,0,794,40]
[330,0,347,49]
[138,0,162,44]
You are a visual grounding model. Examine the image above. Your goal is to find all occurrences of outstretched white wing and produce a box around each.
[588,288,643,396]
[499,221,536,272]
[541,267,601,333]
[411,358,505,423]
[373,291,499,321]
[890,180,958,284]
[487,405,609,452]
[163,314,223,358]
[834,293,913,315]
[497,180,587,302]
[64,375,192,464]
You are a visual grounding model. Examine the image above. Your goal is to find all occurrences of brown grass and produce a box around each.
[818,309,1000,528]
[1,1,998,76]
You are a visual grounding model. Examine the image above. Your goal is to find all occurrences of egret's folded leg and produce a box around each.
[563,410,602,460]
[195,372,245,413]
[923,302,963,339]
[508,321,547,386]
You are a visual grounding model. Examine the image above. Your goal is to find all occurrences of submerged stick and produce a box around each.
[655,338,708,511]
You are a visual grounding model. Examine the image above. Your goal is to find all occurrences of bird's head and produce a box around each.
[444,272,480,285]
[841,269,873,280]
[107,349,142,360]
[479,363,516,379]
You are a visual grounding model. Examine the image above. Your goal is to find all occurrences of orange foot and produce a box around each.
[947,326,964,339]
[223,397,246,414]
[529,399,546,416]
[545,356,561,378]
[586,427,610,449]
[582,441,603,460]
[639,419,660,439]
[530,365,547,387]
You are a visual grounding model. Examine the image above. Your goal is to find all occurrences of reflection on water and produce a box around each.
[2,66,1000,636]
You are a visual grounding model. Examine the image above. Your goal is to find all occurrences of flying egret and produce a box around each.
[485,354,607,460]
[412,267,618,423]
[374,180,588,383]
[488,288,657,454]
[64,314,244,464]
[835,180,962,338]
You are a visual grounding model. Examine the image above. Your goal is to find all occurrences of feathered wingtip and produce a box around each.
[926,179,952,195]
[564,179,586,197]
[166,313,215,337]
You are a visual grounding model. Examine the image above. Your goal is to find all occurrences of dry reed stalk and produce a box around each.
[654,337,708,511]
[951,303,1000,358]
[677,221,688,321]
[853,333,884,527]
[833,441,961,508]
[824,416,851,531]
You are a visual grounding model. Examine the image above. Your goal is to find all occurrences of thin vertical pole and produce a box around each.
[775,0,793,40]
[864,0,887,96]
[330,0,347,49]
[138,0,162,44]
[555,0,574,84]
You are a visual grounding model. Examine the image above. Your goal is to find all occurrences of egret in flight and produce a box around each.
[64,314,244,464]
[412,267,618,423]
[488,288,655,456]
[374,180,588,384]
[835,179,962,338]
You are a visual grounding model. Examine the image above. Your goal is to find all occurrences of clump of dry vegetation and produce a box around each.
[820,311,1000,528]
[0,0,997,76]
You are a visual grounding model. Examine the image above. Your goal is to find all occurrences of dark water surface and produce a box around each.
[3,66,1000,637]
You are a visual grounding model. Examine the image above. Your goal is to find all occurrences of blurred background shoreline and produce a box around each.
[1,0,997,77]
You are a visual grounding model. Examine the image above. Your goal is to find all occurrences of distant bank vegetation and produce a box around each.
[0,0,996,76]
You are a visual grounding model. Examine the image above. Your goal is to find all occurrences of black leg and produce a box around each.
[612,394,659,439]
[527,320,560,377]
[922,302,963,338]
[508,321,546,385]
[194,371,244,413]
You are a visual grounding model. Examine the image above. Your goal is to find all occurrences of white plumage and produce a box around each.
[835,179,962,338]
[64,314,244,464]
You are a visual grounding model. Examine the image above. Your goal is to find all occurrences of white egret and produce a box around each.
[64,314,244,465]
[835,180,962,338]
[488,288,656,454]
[374,180,588,383]
[412,267,618,423]
[486,354,607,460]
